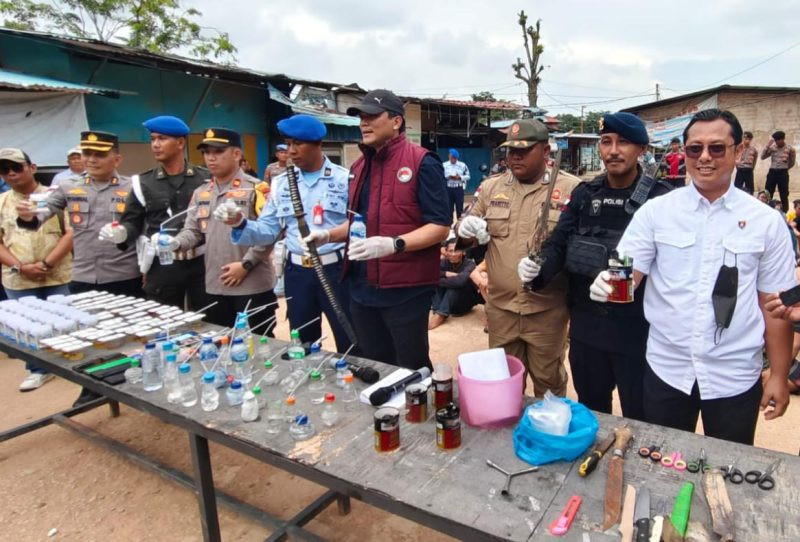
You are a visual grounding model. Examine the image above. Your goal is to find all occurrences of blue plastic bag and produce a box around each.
[512,399,598,466]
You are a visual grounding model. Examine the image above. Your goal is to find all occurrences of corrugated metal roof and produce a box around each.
[268,84,360,126]
[622,84,800,113]
[0,69,120,96]
[420,98,525,111]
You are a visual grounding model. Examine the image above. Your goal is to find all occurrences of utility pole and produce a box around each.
[580,105,585,133]
[655,83,661,101]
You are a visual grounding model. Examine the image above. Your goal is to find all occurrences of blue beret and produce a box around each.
[277,114,326,142]
[449,148,459,159]
[143,115,190,137]
[600,112,648,145]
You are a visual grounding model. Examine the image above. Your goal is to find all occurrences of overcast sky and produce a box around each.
[193,0,800,115]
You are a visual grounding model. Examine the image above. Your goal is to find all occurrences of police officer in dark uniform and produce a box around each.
[519,112,672,420]
[99,116,211,309]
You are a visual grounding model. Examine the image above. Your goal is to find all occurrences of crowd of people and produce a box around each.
[2,90,799,446]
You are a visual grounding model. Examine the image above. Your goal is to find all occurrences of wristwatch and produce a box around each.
[241,260,254,272]
[392,236,406,253]
[10,263,20,274]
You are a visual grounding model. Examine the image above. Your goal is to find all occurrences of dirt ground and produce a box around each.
[1,299,799,541]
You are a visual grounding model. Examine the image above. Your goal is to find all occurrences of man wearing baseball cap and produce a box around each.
[99,115,211,310]
[263,143,289,185]
[51,146,85,187]
[302,90,451,369]
[456,118,580,397]
[523,112,672,418]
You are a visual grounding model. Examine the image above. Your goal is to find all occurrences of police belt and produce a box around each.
[447,181,464,188]
[289,249,344,268]
[174,245,205,261]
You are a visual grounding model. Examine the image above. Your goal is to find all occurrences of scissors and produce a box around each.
[638,444,663,462]
[745,459,781,491]
[661,451,687,471]
[721,459,744,484]
[687,449,712,474]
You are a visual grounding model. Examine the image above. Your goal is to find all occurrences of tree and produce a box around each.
[471,91,498,102]
[555,111,608,133]
[0,0,237,62]
[511,11,545,107]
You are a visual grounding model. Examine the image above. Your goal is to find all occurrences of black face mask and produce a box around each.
[712,261,738,344]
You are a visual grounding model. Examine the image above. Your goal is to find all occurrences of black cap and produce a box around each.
[79,131,119,152]
[670,137,681,144]
[346,89,405,117]
[197,127,242,149]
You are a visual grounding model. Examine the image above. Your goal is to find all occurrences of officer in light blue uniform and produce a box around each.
[226,114,353,351]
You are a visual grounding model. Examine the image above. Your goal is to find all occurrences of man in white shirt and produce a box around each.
[443,148,470,221]
[591,108,796,444]
[51,147,84,187]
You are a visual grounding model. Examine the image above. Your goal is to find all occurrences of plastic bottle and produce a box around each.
[159,341,174,376]
[142,343,163,391]
[241,390,260,422]
[178,363,198,407]
[349,213,366,240]
[257,336,272,361]
[157,228,174,265]
[335,359,349,388]
[226,380,244,406]
[218,336,231,370]
[265,400,284,435]
[320,393,339,427]
[252,386,265,409]
[289,414,316,441]
[308,370,326,404]
[198,337,219,365]
[283,395,298,423]
[260,360,280,386]
[287,329,305,363]
[235,316,254,358]
[230,337,252,384]
[124,359,143,385]
[306,342,325,369]
[200,372,219,412]
[340,373,358,405]
[280,367,308,395]
[164,353,182,404]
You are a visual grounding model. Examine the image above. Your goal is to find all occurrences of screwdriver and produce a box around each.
[578,433,616,477]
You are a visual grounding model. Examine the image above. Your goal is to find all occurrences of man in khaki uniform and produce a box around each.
[457,119,579,396]
[159,128,276,331]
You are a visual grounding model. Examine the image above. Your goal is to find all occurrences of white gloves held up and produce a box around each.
[98,222,128,244]
[457,216,490,245]
[213,201,244,227]
[150,232,180,252]
[517,257,541,283]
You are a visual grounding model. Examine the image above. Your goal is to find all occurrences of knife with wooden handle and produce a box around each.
[602,425,633,530]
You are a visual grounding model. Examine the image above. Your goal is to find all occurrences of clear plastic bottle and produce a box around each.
[142,343,163,391]
[230,337,252,384]
[252,386,265,409]
[280,367,308,395]
[289,414,316,441]
[235,316,254,358]
[159,341,174,376]
[226,380,244,406]
[200,372,219,412]
[260,360,280,386]
[287,329,305,363]
[125,359,143,385]
[241,390,259,422]
[178,363,198,407]
[335,359,348,388]
[157,228,174,265]
[308,369,325,405]
[257,336,272,361]
[340,373,359,405]
[320,393,339,427]
[306,342,325,370]
[198,337,219,366]
[349,213,366,240]
[266,400,284,435]
[163,353,182,404]
[283,395,298,423]
[218,336,231,370]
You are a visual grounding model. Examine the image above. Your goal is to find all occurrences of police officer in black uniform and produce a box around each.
[518,112,672,420]
[99,116,211,309]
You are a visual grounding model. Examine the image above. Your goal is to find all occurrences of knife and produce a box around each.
[619,484,637,542]
[602,425,633,530]
[634,486,651,542]
[578,432,616,477]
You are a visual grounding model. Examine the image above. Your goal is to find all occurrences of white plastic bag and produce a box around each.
[527,390,572,436]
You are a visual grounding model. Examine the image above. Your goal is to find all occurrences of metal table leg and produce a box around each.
[188,432,221,542]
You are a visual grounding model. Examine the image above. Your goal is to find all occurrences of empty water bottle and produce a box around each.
[320,393,339,427]
[287,329,305,362]
[235,316,254,358]
[164,353,182,404]
[226,380,244,406]
[257,336,272,360]
[125,359,143,385]
[230,337,252,384]
[252,386,265,409]
[280,367,308,394]
[157,228,174,265]
[283,395,298,423]
[200,372,219,412]
[241,390,259,422]
[349,213,366,240]
[260,360,279,386]
[308,369,325,404]
[142,343,163,391]
[335,359,348,388]
[306,342,325,368]
[340,373,359,405]
[266,399,284,435]
[289,414,315,441]
[179,363,198,407]
[159,341,174,375]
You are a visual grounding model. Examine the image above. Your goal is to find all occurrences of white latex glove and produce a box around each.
[299,230,330,256]
[458,215,488,239]
[589,271,613,303]
[98,222,127,244]
[150,232,180,252]
[213,200,244,226]
[348,236,395,261]
[517,257,541,283]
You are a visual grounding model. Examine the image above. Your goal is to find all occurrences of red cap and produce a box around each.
[325,392,335,402]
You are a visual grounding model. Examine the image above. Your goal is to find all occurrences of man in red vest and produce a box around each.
[303,89,451,369]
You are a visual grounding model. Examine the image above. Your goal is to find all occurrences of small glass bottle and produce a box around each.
[308,369,325,404]
[124,359,143,385]
[241,390,259,422]
[320,393,339,427]
[226,380,244,406]
[200,372,219,412]
[289,414,315,441]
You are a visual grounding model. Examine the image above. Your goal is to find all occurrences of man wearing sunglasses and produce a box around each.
[456,119,580,397]
[592,109,796,444]
[0,148,73,391]
[762,130,796,212]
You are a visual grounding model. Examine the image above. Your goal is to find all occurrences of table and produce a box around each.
[2,329,800,541]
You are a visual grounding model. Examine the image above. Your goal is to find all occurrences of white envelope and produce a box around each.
[458,348,510,381]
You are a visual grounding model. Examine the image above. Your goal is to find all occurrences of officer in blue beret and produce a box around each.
[520,111,672,421]
[219,114,355,352]
[99,114,212,310]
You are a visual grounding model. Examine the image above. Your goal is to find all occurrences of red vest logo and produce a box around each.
[397,167,413,183]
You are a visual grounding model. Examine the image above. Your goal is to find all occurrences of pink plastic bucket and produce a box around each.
[457,355,524,428]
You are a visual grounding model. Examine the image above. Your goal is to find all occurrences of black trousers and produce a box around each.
[70,277,144,298]
[733,168,754,195]
[447,187,465,221]
[569,339,645,421]
[431,285,478,317]
[766,169,790,212]
[643,364,762,445]
[206,289,277,337]
[350,291,432,371]
[144,257,210,310]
